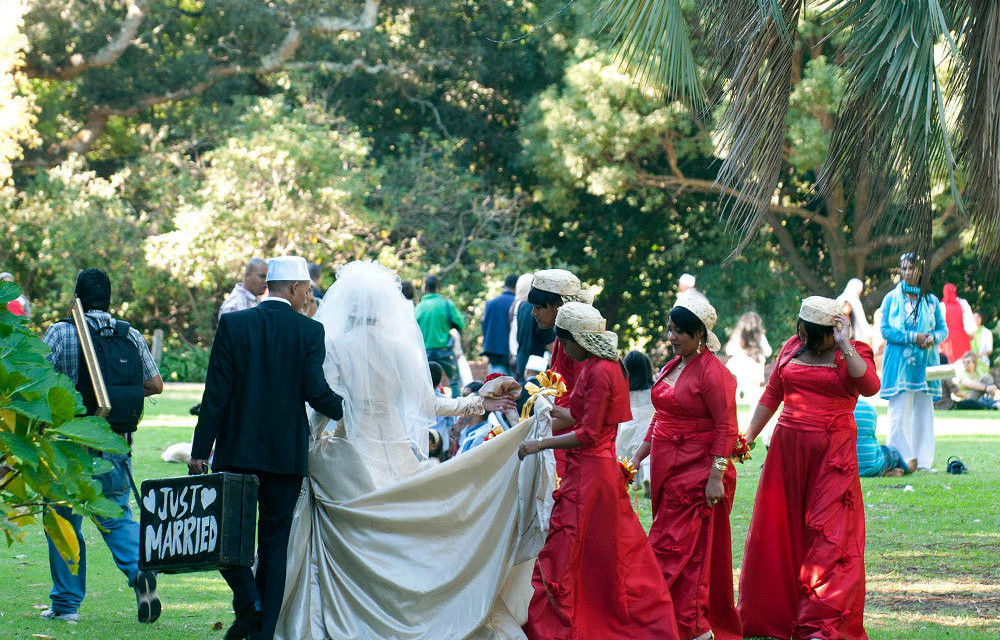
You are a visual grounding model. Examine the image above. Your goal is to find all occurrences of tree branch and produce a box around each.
[403,93,449,138]
[635,171,830,226]
[28,0,147,80]
[762,210,833,294]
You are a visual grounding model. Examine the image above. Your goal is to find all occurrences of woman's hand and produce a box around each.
[631,441,651,468]
[833,313,853,348]
[705,473,725,507]
[518,438,543,460]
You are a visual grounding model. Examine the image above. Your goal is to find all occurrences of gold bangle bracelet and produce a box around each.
[712,456,728,471]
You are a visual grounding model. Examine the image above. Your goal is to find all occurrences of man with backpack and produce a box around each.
[41,269,164,624]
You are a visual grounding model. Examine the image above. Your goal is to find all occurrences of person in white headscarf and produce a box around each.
[508,273,534,372]
[724,311,772,407]
[836,278,873,344]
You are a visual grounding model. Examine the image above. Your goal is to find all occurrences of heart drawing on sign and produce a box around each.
[201,487,217,510]
[142,490,156,513]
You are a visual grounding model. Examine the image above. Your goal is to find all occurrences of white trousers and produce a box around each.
[886,391,935,469]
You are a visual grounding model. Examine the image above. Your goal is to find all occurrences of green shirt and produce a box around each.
[415,294,465,349]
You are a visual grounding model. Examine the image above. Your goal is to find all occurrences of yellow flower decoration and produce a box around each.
[520,370,568,421]
[482,423,505,442]
[618,456,637,485]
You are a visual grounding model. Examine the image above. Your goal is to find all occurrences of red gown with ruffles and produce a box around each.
[524,356,679,640]
[644,351,742,640]
[738,336,879,640]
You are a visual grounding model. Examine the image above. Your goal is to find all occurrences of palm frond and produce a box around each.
[815,0,963,270]
[598,0,707,112]
[954,1,1000,262]
[707,0,803,251]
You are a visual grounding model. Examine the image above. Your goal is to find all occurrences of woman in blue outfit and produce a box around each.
[879,252,947,470]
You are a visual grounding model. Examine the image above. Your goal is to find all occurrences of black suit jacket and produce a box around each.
[191,300,343,476]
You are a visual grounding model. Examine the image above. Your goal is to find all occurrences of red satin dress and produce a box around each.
[739,336,880,640]
[644,351,742,640]
[524,356,679,640]
[550,340,580,477]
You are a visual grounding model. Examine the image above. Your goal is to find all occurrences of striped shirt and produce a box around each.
[854,399,886,477]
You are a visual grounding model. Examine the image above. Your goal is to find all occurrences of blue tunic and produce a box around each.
[879,283,948,399]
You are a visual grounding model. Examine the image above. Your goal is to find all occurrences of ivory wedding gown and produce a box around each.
[275,262,556,640]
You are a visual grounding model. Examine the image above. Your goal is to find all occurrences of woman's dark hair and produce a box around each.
[796,319,834,355]
[555,326,574,342]
[75,269,111,312]
[623,350,653,391]
[527,287,563,308]
[428,361,444,387]
[463,381,484,395]
[400,280,415,301]
[669,306,707,345]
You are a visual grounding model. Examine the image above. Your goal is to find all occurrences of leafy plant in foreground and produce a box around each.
[0,280,128,573]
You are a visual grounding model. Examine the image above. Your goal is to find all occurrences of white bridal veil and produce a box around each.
[312,260,437,462]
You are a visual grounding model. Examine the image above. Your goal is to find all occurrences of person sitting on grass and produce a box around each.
[855,398,914,477]
[951,351,1000,410]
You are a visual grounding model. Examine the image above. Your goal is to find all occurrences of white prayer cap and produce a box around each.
[525,354,548,374]
[799,296,841,327]
[266,256,311,282]
[0,272,13,281]
[679,273,696,288]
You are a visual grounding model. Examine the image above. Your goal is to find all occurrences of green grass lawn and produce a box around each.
[2,385,998,639]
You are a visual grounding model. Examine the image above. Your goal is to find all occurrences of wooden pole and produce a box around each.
[72,298,111,418]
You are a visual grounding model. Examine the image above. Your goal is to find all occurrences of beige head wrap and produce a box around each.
[673,293,722,352]
[799,296,841,327]
[555,302,619,361]
[532,269,593,304]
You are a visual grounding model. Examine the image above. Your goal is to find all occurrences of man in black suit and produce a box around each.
[189,256,343,640]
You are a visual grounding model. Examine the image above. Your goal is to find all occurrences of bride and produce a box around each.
[307,260,511,488]
[276,261,554,640]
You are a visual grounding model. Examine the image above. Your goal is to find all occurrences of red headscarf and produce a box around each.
[940,283,970,363]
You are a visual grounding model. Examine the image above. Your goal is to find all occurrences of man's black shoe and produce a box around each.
[134,570,161,623]
[224,600,263,640]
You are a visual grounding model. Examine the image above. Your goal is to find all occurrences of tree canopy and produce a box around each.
[0,0,996,358]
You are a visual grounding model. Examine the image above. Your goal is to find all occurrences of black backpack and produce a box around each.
[64,317,145,434]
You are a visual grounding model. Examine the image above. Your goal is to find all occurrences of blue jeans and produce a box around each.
[881,445,908,473]
[46,452,141,614]
[426,348,461,398]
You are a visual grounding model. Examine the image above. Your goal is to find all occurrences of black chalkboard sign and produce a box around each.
[138,472,258,574]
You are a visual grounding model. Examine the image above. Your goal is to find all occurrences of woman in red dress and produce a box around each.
[527,269,589,476]
[631,296,741,640]
[739,297,880,640]
[518,301,678,640]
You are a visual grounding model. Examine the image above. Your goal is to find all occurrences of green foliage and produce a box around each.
[145,96,385,290]
[0,0,38,185]
[786,55,844,174]
[522,47,804,347]
[0,281,128,564]
[159,339,210,383]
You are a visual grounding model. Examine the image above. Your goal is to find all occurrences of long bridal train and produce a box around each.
[275,260,556,639]
[276,405,556,640]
